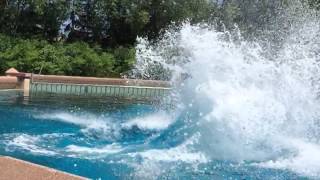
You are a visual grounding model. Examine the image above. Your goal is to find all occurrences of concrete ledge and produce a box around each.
[0,156,86,180]
[0,76,18,89]
[1,68,171,99]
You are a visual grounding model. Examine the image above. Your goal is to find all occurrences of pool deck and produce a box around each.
[0,156,87,180]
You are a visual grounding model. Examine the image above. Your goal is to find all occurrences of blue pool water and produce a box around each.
[0,91,311,179]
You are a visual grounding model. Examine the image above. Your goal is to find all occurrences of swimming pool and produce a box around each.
[0,91,309,179]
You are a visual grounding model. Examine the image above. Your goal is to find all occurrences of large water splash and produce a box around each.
[130,2,320,177]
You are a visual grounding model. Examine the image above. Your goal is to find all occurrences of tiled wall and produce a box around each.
[32,75,170,87]
[30,82,171,100]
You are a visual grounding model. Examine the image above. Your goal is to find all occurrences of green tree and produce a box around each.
[0,0,68,40]
[0,34,122,77]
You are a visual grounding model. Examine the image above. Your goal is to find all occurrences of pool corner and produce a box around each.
[0,156,87,180]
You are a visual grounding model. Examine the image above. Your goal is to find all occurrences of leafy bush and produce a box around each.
[0,34,135,77]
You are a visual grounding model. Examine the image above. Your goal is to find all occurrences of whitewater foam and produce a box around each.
[66,143,123,159]
[123,111,174,131]
[35,112,111,129]
[257,138,320,178]
[4,133,58,156]
[35,112,121,141]
[130,135,207,163]
[131,12,320,177]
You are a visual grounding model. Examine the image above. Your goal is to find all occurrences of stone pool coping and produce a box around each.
[0,89,21,92]
[1,68,171,98]
[0,156,87,180]
[0,76,18,89]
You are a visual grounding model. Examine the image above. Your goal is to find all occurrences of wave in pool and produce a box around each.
[2,2,320,179]
[130,3,320,178]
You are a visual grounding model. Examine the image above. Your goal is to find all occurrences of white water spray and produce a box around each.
[131,4,320,177]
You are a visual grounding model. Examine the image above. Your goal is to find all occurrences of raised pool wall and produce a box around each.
[1,68,171,100]
[0,76,18,89]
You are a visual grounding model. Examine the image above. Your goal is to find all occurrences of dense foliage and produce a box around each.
[0,0,319,76]
[0,34,134,77]
[0,0,215,44]
[0,0,215,76]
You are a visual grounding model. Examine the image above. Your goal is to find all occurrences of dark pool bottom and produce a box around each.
[0,91,307,179]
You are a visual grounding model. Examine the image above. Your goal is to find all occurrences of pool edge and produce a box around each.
[0,156,87,180]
